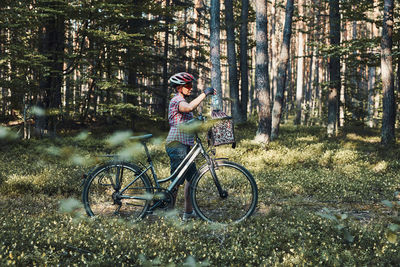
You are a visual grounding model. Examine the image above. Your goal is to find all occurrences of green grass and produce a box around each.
[0,122,399,266]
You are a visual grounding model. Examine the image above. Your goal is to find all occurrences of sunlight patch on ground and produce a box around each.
[346,133,380,144]
[372,161,388,173]
[296,136,318,142]
[332,149,359,165]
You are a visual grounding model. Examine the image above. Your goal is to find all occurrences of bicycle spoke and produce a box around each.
[83,163,152,220]
[126,203,146,207]
[191,161,257,224]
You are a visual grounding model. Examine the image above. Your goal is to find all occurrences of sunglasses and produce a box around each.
[183,83,193,89]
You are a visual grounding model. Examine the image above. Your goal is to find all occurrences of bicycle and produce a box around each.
[82,116,258,224]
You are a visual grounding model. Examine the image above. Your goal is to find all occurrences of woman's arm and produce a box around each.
[178,93,207,113]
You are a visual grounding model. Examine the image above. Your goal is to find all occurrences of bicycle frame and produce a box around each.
[118,135,211,202]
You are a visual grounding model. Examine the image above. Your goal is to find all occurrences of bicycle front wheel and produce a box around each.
[191,160,258,224]
[82,162,152,220]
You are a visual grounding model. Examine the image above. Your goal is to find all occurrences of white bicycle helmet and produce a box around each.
[169,72,196,85]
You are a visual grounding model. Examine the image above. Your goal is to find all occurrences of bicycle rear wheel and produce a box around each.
[82,162,152,220]
[191,160,258,224]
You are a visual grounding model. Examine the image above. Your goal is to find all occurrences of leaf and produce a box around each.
[0,126,18,140]
[388,224,400,232]
[45,146,61,156]
[30,106,46,116]
[387,232,398,244]
[59,198,81,214]
[178,120,203,134]
[183,256,196,267]
[106,130,133,146]
[74,131,89,141]
[343,229,354,243]
[336,224,345,230]
[316,212,338,222]
[117,143,142,161]
[381,200,393,208]
[143,192,155,200]
[70,154,86,166]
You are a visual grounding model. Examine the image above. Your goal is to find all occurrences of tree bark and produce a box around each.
[367,6,379,128]
[271,0,294,140]
[161,0,171,119]
[327,0,340,137]
[224,0,241,122]
[239,0,249,121]
[254,0,271,143]
[270,0,278,102]
[210,0,223,111]
[0,26,4,116]
[367,65,376,127]
[381,0,395,145]
[294,0,305,125]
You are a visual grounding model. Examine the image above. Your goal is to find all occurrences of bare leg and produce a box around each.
[184,181,192,213]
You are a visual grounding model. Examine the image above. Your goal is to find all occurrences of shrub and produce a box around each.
[0,124,399,265]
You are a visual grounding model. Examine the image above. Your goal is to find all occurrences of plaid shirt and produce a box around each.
[166,94,194,146]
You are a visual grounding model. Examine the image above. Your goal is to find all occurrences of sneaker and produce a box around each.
[182,211,198,221]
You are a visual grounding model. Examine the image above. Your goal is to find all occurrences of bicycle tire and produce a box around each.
[82,162,152,220]
[190,160,258,224]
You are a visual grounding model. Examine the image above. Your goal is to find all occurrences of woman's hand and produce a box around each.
[203,87,216,96]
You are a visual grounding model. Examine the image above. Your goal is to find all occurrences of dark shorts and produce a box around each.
[166,141,197,185]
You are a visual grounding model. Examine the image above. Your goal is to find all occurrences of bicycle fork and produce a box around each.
[206,156,228,199]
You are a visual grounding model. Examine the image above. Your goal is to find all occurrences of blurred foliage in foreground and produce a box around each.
[0,122,399,265]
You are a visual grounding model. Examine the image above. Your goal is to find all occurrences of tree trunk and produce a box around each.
[1,87,6,117]
[367,65,376,127]
[126,5,147,128]
[1,27,6,117]
[193,0,202,77]
[271,0,294,140]
[270,0,278,102]
[367,8,379,128]
[306,48,313,125]
[294,0,305,125]
[210,0,223,111]
[327,0,340,137]
[254,0,271,143]
[311,0,321,122]
[239,0,249,122]
[176,7,188,72]
[381,0,395,145]
[39,2,65,136]
[161,0,170,119]
[398,39,400,95]
[193,0,206,113]
[286,55,293,121]
[224,0,241,122]
[350,21,358,121]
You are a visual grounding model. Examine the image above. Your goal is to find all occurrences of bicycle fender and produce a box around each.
[196,158,227,176]
[81,161,146,187]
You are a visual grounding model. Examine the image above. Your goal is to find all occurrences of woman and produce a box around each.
[165,72,214,220]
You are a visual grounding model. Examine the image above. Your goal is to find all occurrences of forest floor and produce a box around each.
[0,120,399,265]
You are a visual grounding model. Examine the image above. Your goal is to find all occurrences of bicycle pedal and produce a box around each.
[146,210,153,215]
